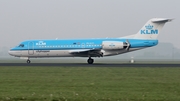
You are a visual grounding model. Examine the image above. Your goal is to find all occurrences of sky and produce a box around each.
[0,0,179,49]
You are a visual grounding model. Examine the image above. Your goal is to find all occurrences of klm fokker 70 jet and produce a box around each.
[9,18,173,64]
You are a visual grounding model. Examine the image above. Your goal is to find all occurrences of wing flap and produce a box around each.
[69,49,92,53]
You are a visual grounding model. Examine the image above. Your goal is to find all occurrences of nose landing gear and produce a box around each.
[87,57,94,64]
[27,59,31,64]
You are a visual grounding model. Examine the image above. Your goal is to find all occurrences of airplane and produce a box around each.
[8,18,173,64]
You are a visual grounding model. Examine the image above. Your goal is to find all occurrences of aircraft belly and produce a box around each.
[21,50,73,57]
[14,48,145,58]
[103,50,125,56]
[103,48,144,56]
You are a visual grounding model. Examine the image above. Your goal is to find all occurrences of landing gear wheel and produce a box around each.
[27,60,31,64]
[87,58,94,64]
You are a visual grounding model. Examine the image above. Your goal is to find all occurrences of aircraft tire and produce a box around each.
[87,58,94,64]
[27,60,31,64]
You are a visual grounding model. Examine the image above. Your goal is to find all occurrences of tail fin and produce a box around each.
[134,18,173,39]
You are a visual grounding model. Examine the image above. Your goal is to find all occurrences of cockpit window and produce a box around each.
[19,44,24,47]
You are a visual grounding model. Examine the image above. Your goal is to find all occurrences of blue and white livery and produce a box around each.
[9,18,173,64]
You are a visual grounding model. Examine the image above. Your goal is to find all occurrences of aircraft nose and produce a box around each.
[8,50,14,56]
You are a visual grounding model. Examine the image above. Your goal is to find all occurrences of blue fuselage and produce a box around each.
[10,38,158,51]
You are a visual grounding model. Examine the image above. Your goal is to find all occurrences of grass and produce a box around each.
[0,67,180,101]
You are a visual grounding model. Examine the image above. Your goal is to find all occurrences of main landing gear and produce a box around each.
[87,57,94,64]
[27,59,31,64]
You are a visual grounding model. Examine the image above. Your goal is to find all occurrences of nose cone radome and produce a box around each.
[8,50,14,56]
[8,49,19,56]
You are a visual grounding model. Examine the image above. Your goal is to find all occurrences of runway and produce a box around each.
[0,63,180,67]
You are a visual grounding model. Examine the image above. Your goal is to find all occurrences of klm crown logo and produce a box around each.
[140,24,158,34]
[145,24,153,30]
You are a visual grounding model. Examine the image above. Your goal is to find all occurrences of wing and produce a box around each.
[69,49,103,57]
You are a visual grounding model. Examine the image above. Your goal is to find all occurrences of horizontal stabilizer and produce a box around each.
[151,18,174,23]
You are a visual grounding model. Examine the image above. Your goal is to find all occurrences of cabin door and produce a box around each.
[28,42,34,55]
